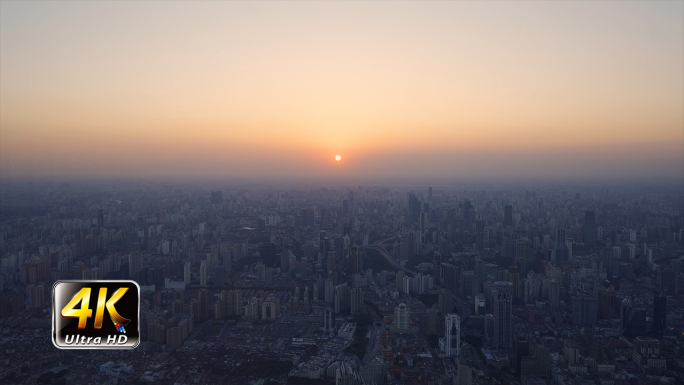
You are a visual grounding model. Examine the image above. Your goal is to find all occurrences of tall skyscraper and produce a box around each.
[260,243,277,268]
[584,210,596,243]
[97,209,104,228]
[396,270,406,293]
[408,193,421,224]
[198,289,208,321]
[493,281,513,349]
[620,297,632,334]
[320,232,330,257]
[572,295,598,325]
[653,293,667,339]
[445,314,460,357]
[475,218,485,251]
[349,246,359,275]
[503,205,513,228]
[507,266,520,301]
[200,261,207,286]
[334,283,351,314]
[350,287,364,313]
[426,309,439,335]
[324,278,334,304]
[183,261,191,286]
[512,336,529,375]
[322,308,335,333]
[554,229,569,265]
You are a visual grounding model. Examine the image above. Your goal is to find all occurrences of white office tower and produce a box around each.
[200,261,207,286]
[493,281,513,349]
[627,243,636,260]
[445,314,461,357]
[393,303,410,330]
[612,246,621,260]
[184,262,191,286]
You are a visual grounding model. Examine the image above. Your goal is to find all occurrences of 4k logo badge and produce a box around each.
[52,280,140,349]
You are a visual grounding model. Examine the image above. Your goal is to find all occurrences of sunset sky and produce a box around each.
[1,1,682,181]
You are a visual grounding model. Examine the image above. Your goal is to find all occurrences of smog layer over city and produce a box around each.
[0,2,683,385]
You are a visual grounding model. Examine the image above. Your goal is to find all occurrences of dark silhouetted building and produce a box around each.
[513,336,529,376]
[503,205,513,228]
[408,193,421,224]
[97,209,104,228]
[572,294,598,325]
[653,293,666,339]
[493,281,513,349]
[260,243,277,268]
[627,307,647,337]
[211,190,223,205]
[554,229,569,265]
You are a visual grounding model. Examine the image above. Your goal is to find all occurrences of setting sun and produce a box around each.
[335,155,341,161]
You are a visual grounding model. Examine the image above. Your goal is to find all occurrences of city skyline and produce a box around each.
[1,1,683,181]
[2,2,684,385]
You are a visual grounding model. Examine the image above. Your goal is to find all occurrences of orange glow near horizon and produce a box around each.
[0,1,682,180]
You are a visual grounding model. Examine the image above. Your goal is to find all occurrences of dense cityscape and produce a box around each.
[0,180,682,385]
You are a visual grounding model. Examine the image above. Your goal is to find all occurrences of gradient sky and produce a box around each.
[1,1,683,180]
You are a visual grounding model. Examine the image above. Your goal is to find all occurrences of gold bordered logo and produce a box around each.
[52,280,140,349]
